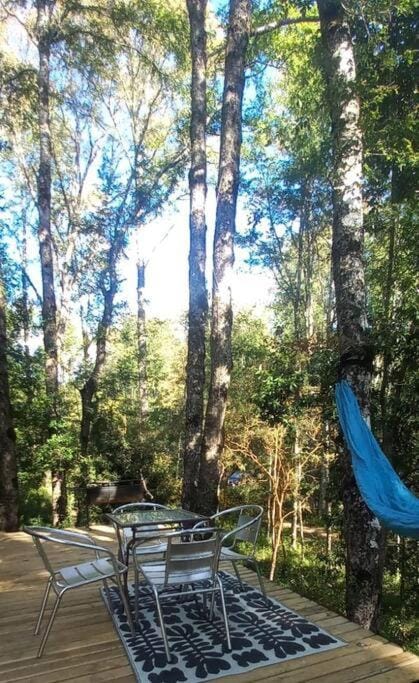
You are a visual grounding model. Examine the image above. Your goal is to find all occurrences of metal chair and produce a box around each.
[111,502,170,567]
[194,504,266,597]
[135,528,231,663]
[23,526,135,658]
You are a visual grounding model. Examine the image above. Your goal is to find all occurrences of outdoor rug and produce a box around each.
[102,571,345,683]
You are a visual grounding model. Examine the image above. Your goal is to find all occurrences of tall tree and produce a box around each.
[77,181,128,524]
[0,263,19,532]
[35,0,64,524]
[137,259,148,423]
[198,0,251,515]
[182,0,208,511]
[79,247,121,459]
[317,0,385,630]
[36,0,58,401]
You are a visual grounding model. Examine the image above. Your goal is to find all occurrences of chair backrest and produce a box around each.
[112,502,169,514]
[23,526,58,580]
[164,528,220,586]
[112,503,171,544]
[214,505,263,552]
[234,507,263,543]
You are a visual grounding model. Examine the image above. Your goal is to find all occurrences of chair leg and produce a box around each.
[103,579,112,607]
[192,584,201,607]
[114,573,135,636]
[252,559,267,598]
[134,565,139,624]
[123,547,130,592]
[231,560,245,591]
[216,575,231,651]
[209,585,216,620]
[152,586,172,664]
[34,577,52,635]
[37,593,62,658]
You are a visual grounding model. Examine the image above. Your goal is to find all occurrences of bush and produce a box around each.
[20,484,52,526]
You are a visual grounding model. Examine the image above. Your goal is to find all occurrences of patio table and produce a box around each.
[105,507,208,569]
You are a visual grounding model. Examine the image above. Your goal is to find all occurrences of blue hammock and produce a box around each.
[335,381,419,539]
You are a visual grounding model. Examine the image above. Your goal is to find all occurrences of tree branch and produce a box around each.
[251,16,319,38]
[21,267,42,306]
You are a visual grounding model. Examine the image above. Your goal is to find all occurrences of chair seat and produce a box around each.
[57,557,126,587]
[140,561,213,586]
[220,547,251,562]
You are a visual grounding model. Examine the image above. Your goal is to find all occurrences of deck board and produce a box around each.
[1,526,418,683]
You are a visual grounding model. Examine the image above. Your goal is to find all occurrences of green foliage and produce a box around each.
[84,315,185,502]
[19,481,52,526]
[353,0,418,202]
[256,531,418,655]
[0,0,416,654]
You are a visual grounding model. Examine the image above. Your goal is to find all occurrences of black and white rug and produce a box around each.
[103,572,345,683]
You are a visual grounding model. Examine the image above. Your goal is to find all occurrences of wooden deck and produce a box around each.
[1,525,418,683]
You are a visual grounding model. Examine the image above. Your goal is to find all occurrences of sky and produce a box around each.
[120,187,275,325]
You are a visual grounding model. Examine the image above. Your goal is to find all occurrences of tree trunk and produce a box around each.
[295,180,312,340]
[318,0,385,630]
[137,259,148,422]
[325,262,334,343]
[77,267,117,526]
[80,278,116,458]
[303,193,314,339]
[80,302,90,364]
[270,493,285,581]
[379,172,398,454]
[36,0,63,526]
[298,498,305,556]
[319,420,330,516]
[267,448,273,541]
[198,0,251,516]
[0,273,19,532]
[182,0,208,512]
[37,0,58,402]
[21,210,32,399]
[326,500,333,557]
[291,427,301,550]
[57,259,76,383]
[294,189,304,341]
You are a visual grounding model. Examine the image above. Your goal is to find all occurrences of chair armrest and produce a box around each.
[44,528,98,546]
[49,536,121,567]
[191,520,209,530]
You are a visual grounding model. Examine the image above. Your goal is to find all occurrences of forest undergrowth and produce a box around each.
[255,531,419,656]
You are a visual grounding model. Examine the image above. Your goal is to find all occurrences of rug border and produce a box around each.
[102,585,142,683]
[101,572,347,683]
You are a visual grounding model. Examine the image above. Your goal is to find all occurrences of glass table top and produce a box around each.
[105,508,207,528]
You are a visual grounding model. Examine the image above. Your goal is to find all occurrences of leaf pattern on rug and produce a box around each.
[229,609,306,658]
[103,571,345,683]
[303,632,338,648]
[232,647,269,667]
[149,667,187,683]
[130,618,173,671]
